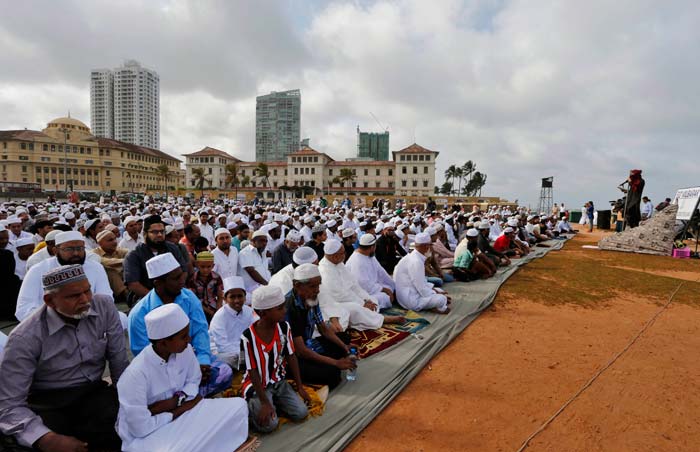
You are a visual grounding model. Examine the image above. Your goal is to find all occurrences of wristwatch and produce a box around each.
[175,391,187,407]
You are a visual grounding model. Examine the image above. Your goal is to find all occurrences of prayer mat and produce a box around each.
[381,308,430,334]
[349,308,431,358]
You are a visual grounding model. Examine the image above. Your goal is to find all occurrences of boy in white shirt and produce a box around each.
[209,276,255,369]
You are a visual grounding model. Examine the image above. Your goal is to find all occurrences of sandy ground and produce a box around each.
[346,229,700,452]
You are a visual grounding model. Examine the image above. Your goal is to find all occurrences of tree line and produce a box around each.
[436,161,487,196]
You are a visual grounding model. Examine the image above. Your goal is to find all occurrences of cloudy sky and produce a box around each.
[1,0,698,208]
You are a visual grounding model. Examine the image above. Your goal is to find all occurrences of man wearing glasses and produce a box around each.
[124,215,190,303]
[14,231,112,322]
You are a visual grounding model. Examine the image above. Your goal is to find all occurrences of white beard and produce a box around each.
[56,307,90,320]
[305,297,319,307]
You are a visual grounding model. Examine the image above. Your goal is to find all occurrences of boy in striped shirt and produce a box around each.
[241,285,310,433]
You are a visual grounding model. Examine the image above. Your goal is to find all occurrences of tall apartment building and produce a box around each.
[255,89,301,162]
[90,60,160,149]
[357,126,390,160]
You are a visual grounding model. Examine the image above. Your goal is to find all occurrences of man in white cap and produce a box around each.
[26,230,60,272]
[127,253,233,397]
[212,227,238,280]
[117,303,249,452]
[118,216,143,251]
[238,230,271,299]
[271,229,302,274]
[305,223,327,261]
[477,220,511,266]
[0,264,128,451]
[318,239,404,331]
[15,231,112,322]
[346,234,396,310]
[241,285,310,433]
[197,211,215,245]
[208,276,254,369]
[340,227,356,262]
[299,216,314,243]
[13,237,35,280]
[394,232,451,314]
[269,246,319,296]
[285,264,356,390]
[5,216,31,247]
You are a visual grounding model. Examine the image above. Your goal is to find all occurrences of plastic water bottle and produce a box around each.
[346,346,358,381]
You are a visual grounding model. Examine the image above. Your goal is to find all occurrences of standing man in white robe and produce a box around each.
[318,240,404,331]
[117,303,249,452]
[345,234,395,310]
[394,232,450,314]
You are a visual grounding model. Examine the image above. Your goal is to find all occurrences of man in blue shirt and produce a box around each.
[284,264,355,390]
[127,253,233,397]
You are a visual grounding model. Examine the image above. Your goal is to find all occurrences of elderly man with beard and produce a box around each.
[346,234,395,310]
[285,264,355,390]
[124,215,189,302]
[318,240,404,332]
[15,231,112,322]
[0,264,128,452]
[394,232,451,314]
[127,253,233,397]
[93,230,130,305]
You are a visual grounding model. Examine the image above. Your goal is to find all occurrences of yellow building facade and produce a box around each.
[0,117,181,193]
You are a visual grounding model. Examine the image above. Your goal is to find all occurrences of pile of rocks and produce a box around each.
[598,204,678,256]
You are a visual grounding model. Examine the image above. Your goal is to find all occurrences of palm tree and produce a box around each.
[440,182,453,195]
[224,163,240,200]
[338,168,356,196]
[444,165,458,196]
[154,164,170,200]
[191,167,210,199]
[454,167,464,197]
[240,175,251,188]
[254,163,271,188]
[462,161,475,194]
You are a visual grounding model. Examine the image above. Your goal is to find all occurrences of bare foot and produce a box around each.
[429,307,451,314]
[383,315,406,324]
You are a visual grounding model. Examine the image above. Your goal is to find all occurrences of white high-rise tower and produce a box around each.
[90,60,160,149]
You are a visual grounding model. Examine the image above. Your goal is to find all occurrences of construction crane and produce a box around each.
[369,112,389,132]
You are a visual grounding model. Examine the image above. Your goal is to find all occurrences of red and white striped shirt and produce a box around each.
[240,320,295,400]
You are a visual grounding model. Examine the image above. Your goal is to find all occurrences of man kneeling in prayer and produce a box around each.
[117,303,248,452]
[286,264,356,390]
[241,285,310,433]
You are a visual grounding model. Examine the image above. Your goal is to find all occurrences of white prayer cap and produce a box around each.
[84,218,100,231]
[286,230,302,243]
[5,216,21,225]
[215,227,231,239]
[293,246,318,265]
[358,221,367,227]
[55,231,85,245]
[426,227,437,236]
[415,232,431,245]
[274,214,284,222]
[375,223,384,234]
[304,216,315,224]
[145,304,190,340]
[124,215,139,226]
[63,212,75,220]
[45,230,61,242]
[323,239,342,255]
[251,229,268,239]
[478,221,491,230]
[293,263,321,281]
[326,219,337,228]
[507,219,519,227]
[252,285,285,310]
[341,228,355,238]
[223,276,246,294]
[146,253,180,279]
[174,220,185,231]
[467,228,479,237]
[165,225,175,236]
[311,224,326,233]
[432,223,444,232]
[359,234,376,246]
[504,227,514,234]
[15,237,34,248]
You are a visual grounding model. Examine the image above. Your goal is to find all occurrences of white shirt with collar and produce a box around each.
[212,245,239,280]
[237,245,270,296]
[118,233,143,252]
[209,304,255,357]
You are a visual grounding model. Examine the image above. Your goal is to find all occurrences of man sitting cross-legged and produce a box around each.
[286,264,356,390]
[0,264,128,451]
[394,232,451,314]
[117,303,249,452]
[346,234,396,310]
[318,240,405,332]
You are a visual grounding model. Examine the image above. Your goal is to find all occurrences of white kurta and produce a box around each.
[238,245,271,302]
[14,256,28,280]
[212,246,239,280]
[26,246,51,271]
[394,251,448,312]
[345,252,395,309]
[268,263,295,296]
[116,345,248,452]
[300,225,312,244]
[118,234,143,252]
[209,304,255,367]
[318,258,383,331]
[15,256,113,321]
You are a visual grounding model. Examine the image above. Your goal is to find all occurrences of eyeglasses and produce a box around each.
[60,246,85,253]
[148,229,165,235]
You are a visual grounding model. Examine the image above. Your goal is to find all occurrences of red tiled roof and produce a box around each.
[327,160,394,167]
[96,137,182,162]
[393,143,438,154]
[289,146,334,161]
[182,147,240,161]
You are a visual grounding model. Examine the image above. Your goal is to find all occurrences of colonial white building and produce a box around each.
[184,143,438,199]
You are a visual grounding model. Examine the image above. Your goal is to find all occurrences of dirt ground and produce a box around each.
[345,230,700,452]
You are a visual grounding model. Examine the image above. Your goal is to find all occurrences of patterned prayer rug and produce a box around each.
[349,308,430,358]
